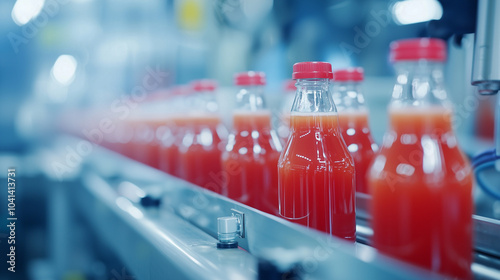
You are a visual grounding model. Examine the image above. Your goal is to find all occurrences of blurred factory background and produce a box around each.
[1,0,492,149]
[0,0,498,279]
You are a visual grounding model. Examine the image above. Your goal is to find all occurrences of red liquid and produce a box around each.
[338,111,378,194]
[159,116,186,176]
[278,113,356,240]
[141,119,166,169]
[131,121,157,165]
[222,111,282,215]
[368,108,473,279]
[178,114,225,193]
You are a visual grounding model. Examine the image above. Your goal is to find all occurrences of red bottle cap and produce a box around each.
[333,68,364,82]
[191,79,217,92]
[234,71,266,86]
[292,61,333,79]
[390,38,447,62]
[283,79,296,91]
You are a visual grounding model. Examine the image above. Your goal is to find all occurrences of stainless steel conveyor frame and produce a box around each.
[50,139,500,280]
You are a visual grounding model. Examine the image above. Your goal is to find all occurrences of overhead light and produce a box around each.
[11,0,45,26]
[392,0,443,25]
[51,55,78,86]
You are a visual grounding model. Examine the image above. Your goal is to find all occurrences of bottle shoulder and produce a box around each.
[280,132,354,168]
[369,132,472,185]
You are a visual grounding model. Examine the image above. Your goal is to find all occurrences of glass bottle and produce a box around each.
[222,72,282,215]
[332,68,378,194]
[278,62,356,241]
[178,80,226,192]
[159,85,191,176]
[368,38,473,279]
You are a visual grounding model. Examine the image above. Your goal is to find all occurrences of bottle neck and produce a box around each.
[389,61,453,134]
[292,79,336,113]
[390,61,449,109]
[235,85,266,111]
[192,91,219,114]
[332,81,366,112]
[233,85,271,131]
